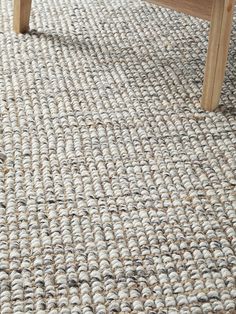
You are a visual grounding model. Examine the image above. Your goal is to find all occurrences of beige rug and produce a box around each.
[0,0,236,313]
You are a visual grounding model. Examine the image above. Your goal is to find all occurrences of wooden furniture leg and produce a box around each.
[201,0,235,111]
[146,0,235,110]
[13,0,32,33]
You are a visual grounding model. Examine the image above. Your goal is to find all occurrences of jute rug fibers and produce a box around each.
[1,0,236,313]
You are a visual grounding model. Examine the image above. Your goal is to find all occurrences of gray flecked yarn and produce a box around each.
[1,0,236,313]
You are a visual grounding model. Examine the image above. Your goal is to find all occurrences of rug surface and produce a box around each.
[1,0,236,313]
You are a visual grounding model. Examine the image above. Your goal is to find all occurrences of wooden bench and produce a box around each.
[13,0,235,111]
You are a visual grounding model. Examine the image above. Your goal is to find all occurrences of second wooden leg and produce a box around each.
[201,0,234,111]
[13,0,32,33]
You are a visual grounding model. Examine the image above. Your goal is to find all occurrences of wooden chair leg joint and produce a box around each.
[144,0,235,110]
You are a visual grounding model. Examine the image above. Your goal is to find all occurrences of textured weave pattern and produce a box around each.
[1,0,236,313]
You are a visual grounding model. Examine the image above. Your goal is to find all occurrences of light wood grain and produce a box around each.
[146,0,213,20]
[14,0,32,33]
[201,0,235,111]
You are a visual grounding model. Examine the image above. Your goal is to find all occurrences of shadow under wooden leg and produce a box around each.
[201,0,235,111]
[13,0,32,33]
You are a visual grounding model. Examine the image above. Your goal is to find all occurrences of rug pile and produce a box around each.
[0,0,236,313]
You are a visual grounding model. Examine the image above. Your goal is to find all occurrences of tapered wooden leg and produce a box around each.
[201,0,235,111]
[13,0,32,33]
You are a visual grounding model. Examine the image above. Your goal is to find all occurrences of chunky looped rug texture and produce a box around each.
[1,0,236,313]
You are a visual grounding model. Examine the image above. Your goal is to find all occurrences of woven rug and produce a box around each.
[1,0,236,313]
